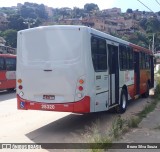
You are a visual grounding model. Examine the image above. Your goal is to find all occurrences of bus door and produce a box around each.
[107,41,119,107]
[0,56,6,89]
[134,52,140,95]
[91,36,109,112]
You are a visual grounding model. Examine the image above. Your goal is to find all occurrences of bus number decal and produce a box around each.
[41,104,55,110]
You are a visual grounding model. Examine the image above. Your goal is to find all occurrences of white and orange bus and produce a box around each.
[0,54,16,91]
[17,25,154,113]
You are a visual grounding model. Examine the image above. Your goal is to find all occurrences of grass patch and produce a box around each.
[127,117,140,128]
[138,100,159,120]
[110,116,127,139]
[154,126,160,130]
[84,120,112,152]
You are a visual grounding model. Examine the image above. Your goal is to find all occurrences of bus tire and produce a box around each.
[142,83,149,98]
[116,89,127,114]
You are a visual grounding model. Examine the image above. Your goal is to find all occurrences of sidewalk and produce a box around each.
[107,101,160,152]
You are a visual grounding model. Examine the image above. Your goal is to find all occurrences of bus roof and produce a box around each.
[19,25,153,55]
[0,54,16,57]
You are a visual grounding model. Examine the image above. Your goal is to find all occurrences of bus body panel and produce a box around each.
[0,54,16,90]
[17,26,89,108]
[140,69,151,94]
[0,71,6,89]
[17,94,90,113]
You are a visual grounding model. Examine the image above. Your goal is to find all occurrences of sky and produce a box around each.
[0,0,160,12]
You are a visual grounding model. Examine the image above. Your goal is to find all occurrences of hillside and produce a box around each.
[0,2,160,52]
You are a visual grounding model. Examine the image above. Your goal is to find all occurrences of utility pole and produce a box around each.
[152,33,155,53]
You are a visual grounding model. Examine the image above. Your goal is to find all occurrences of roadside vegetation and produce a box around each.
[85,76,160,152]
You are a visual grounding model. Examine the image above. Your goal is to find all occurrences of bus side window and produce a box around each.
[0,57,5,70]
[119,44,127,70]
[5,58,16,71]
[91,36,107,72]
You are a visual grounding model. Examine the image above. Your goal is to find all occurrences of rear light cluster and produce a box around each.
[17,79,24,97]
[18,79,23,90]
[75,76,85,100]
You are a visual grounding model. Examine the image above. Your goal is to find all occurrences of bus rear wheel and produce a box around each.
[116,89,127,114]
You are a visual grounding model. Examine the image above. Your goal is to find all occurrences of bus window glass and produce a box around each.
[91,37,107,72]
[140,52,145,69]
[140,52,143,69]
[0,57,5,70]
[145,54,150,69]
[5,58,16,71]
[119,45,127,70]
[127,47,133,70]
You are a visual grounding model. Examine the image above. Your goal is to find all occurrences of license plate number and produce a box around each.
[43,95,55,100]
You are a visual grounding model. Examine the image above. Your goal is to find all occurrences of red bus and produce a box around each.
[0,54,16,91]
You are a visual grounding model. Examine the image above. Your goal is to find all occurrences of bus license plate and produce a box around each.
[43,95,55,100]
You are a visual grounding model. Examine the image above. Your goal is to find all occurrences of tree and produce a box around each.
[139,18,147,30]
[20,5,37,19]
[0,7,17,15]
[19,3,48,20]
[8,14,27,31]
[84,3,99,13]
[146,17,160,33]
[72,7,84,18]
[36,4,48,20]
[1,29,17,48]
[126,9,133,13]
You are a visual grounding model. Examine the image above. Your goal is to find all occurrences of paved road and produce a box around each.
[0,90,155,152]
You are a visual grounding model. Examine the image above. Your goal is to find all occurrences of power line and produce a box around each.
[137,0,154,13]
[155,0,160,7]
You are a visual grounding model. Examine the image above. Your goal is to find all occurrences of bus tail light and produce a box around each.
[18,85,23,90]
[75,76,85,100]
[78,86,83,91]
[18,78,23,90]
[79,79,84,84]
[17,79,22,84]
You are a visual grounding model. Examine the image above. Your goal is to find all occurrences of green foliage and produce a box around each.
[19,2,48,20]
[127,117,140,128]
[111,116,126,139]
[139,18,147,30]
[0,7,17,15]
[73,7,85,18]
[84,3,99,13]
[138,100,159,119]
[126,9,133,13]
[146,17,160,33]
[8,14,27,31]
[155,78,160,97]
[1,29,17,48]
[154,125,160,130]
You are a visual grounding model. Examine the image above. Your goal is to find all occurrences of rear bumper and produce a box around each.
[17,95,90,113]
